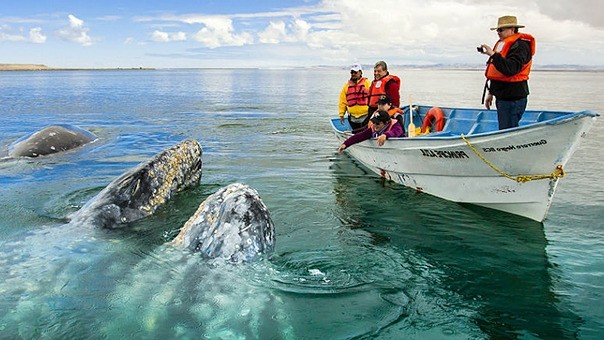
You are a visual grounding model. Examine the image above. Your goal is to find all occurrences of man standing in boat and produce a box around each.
[367,61,401,116]
[479,16,535,130]
[338,63,372,131]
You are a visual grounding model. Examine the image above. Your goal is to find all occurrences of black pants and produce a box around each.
[348,115,370,132]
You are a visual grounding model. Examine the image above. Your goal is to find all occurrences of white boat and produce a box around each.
[331,105,599,222]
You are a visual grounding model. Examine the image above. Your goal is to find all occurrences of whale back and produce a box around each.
[70,139,202,228]
[9,124,97,157]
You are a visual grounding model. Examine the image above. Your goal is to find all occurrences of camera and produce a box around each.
[476,46,485,53]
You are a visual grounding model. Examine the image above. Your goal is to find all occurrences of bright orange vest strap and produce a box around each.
[388,107,403,118]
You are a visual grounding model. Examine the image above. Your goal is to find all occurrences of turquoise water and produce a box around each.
[0,69,602,339]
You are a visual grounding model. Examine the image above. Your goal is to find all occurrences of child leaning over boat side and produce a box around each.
[377,95,406,136]
[337,110,403,154]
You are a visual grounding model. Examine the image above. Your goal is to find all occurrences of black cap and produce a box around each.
[377,95,392,105]
[370,110,390,124]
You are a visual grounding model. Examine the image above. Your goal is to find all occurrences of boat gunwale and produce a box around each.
[330,107,599,141]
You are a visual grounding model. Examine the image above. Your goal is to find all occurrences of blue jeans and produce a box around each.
[495,97,527,129]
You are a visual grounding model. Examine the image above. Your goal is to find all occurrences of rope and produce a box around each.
[461,134,565,183]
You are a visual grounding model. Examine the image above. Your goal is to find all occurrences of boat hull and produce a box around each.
[332,108,598,222]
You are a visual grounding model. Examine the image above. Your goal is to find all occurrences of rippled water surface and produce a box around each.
[0,68,603,339]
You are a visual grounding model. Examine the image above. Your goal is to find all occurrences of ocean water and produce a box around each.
[0,68,602,339]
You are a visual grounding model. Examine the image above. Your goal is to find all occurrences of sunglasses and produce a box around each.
[496,28,508,32]
[350,70,359,74]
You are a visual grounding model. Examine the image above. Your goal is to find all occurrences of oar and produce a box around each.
[408,95,416,137]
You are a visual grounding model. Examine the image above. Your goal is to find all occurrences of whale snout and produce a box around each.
[172,183,275,263]
[70,139,203,228]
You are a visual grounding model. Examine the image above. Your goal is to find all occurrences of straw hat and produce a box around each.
[490,16,525,31]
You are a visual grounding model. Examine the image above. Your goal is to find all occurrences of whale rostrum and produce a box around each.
[172,183,275,262]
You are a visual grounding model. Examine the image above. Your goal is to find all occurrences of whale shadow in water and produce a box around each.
[8,124,98,158]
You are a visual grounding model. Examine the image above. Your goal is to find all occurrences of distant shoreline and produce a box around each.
[1,63,602,72]
[0,64,154,71]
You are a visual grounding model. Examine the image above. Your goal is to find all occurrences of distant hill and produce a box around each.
[2,63,601,72]
[0,64,154,71]
[0,64,51,71]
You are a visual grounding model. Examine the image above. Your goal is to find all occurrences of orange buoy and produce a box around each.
[421,106,445,133]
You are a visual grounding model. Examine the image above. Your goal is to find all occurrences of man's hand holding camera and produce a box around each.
[477,44,495,57]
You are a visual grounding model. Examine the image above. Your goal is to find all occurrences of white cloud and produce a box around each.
[0,26,25,42]
[0,16,45,25]
[29,27,46,43]
[257,18,311,44]
[291,19,311,41]
[304,0,604,65]
[190,17,253,48]
[57,14,93,46]
[97,15,121,22]
[103,1,604,66]
[258,21,287,44]
[0,25,45,43]
[69,14,84,28]
[151,30,187,42]
[496,0,604,29]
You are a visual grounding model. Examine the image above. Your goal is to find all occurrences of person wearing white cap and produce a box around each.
[478,15,536,130]
[338,63,371,130]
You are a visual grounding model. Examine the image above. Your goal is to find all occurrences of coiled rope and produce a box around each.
[461,134,565,183]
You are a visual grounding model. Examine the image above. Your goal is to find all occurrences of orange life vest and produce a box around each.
[345,77,369,107]
[368,75,401,107]
[485,33,536,82]
[388,107,403,118]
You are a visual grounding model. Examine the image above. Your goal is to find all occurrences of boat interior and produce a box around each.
[332,105,595,138]
[402,106,569,137]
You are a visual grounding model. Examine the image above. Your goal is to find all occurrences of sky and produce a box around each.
[1,0,603,69]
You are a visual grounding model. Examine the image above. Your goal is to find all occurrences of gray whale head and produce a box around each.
[9,124,97,157]
[70,139,203,228]
[172,183,275,263]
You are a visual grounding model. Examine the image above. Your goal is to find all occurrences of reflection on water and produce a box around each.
[331,154,582,338]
